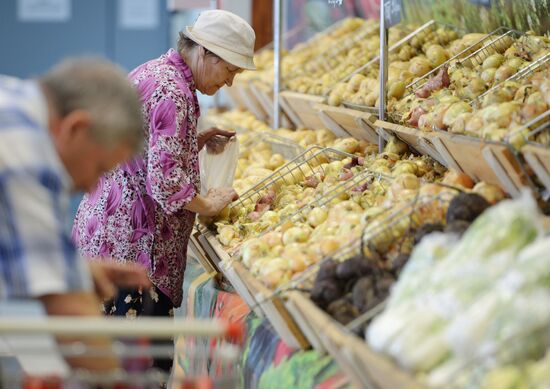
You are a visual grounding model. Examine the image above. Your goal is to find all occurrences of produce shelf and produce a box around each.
[279,91,326,129]
[376,120,449,166]
[282,192,457,387]
[516,110,550,194]
[406,27,520,97]
[433,130,530,197]
[314,102,380,143]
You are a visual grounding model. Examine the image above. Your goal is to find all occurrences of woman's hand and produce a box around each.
[205,187,239,215]
[198,127,236,153]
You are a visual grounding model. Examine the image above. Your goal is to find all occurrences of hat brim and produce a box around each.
[183,27,256,71]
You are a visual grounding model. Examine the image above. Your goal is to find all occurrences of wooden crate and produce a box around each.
[285,291,421,389]
[220,261,309,350]
[522,144,550,193]
[314,103,379,143]
[279,91,326,129]
[435,131,530,197]
[375,120,449,167]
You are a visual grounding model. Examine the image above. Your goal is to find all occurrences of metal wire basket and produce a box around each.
[281,189,459,333]
[406,27,519,95]
[333,20,450,90]
[239,132,305,161]
[471,51,550,108]
[229,146,354,218]
[287,20,381,80]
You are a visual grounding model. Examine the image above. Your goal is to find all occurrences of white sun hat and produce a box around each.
[183,9,256,70]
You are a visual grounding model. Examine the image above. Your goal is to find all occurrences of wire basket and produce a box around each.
[388,27,523,124]
[471,52,550,108]
[286,20,381,81]
[328,20,463,116]
[228,146,354,221]
[406,27,519,95]
[239,132,305,161]
[282,189,459,335]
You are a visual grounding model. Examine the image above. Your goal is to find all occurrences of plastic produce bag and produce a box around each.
[199,137,239,195]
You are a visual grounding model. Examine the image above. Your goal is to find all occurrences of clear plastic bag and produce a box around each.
[199,137,239,195]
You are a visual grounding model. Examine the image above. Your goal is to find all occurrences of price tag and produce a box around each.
[384,0,402,27]
[469,0,491,7]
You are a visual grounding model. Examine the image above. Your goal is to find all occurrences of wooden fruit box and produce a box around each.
[375,120,449,167]
[279,91,326,129]
[435,131,530,197]
[314,103,380,143]
[522,144,550,194]
[285,291,421,389]
[220,260,310,350]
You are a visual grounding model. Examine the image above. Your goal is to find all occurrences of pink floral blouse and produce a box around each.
[73,49,201,307]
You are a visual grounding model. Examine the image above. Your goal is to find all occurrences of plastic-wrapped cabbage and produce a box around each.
[388,232,459,308]
[445,191,542,263]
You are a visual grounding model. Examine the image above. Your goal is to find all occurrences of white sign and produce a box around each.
[17,0,71,22]
[384,0,402,28]
[119,0,159,30]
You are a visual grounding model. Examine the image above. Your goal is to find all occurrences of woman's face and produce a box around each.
[195,47,243,95]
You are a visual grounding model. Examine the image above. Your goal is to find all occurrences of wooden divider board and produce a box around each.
[314,103,379,144]
[375,121,448,167]
[284,295,325,353]
[279,91,326,129]
[522,144,550,193]
[222,262,309,349]
[436,131,529,197]
[286,291,420,389]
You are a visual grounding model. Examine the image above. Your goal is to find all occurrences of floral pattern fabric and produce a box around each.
[73,49,201,307]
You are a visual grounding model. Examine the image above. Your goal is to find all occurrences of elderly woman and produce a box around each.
[73,10,255,370]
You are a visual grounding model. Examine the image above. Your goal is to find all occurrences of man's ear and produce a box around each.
[56,110,92,143]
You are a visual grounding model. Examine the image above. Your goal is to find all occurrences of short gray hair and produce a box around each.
[177,33,221,60]
[40,57,143,152]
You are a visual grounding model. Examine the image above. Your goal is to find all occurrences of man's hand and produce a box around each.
[88,261,151,301]
[198,127,236,153]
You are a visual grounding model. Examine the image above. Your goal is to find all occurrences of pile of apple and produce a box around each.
[285,21,412,96]
[392,33,550,146]
[233,18,368,87]
[214,138,461,288]
[326,25,466,107]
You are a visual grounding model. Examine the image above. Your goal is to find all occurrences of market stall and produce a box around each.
[188,1,550,388]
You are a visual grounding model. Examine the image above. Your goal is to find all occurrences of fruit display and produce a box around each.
[391,33,550,145]
[326,24,464,107]
[307,187,500,330]
[443,66,549,148]
[233,18,368,86]
[367,192,550,388]
[215,140,457,289]
[285,22,412,96]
